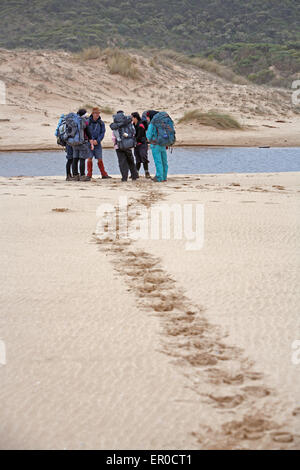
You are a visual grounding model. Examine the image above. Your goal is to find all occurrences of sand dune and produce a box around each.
[0,48,299,150]
[0,173,299,449]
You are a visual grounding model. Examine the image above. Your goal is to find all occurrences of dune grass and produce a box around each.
[74,46,102,61]
[158,50,248,85]
[106,49,139,79]
[74,46,246,84]
[179,110,242,129]
[101,105,115,115]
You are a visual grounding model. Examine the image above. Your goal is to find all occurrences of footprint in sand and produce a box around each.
[51,208,70,213]
[292,407,300,416]
[94,183,298,450]
[271,432,294,444]
[209,393,244,409]
[242,386,271,398]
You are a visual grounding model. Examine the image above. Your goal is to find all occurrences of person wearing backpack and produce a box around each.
[87,107,111,179]
[131,112,151,179]
[56,108,94,181]
[55,115,74,181]
[110,111,138,182]
[71,109,94,181]
[146,110,176,182]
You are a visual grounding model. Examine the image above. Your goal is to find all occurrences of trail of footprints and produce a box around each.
[94,183,299,450]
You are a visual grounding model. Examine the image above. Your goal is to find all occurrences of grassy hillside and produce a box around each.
[0,0,299,86]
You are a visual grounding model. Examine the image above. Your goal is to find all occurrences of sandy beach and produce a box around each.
[0,172,299,450]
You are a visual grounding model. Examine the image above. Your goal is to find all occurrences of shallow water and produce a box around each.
[0,147,299,177]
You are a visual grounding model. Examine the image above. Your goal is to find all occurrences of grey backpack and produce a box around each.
[110,113,136,150]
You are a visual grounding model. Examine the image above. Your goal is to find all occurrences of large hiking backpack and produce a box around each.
[150,112,176,147]
[55,115,66,146]
[110,113,136,150]
[56,113,85,147]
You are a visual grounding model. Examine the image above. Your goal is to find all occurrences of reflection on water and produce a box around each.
[0,147,299,177]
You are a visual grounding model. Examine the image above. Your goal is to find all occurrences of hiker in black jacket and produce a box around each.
[131,112,150,179]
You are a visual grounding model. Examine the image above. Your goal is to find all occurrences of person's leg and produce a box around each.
[151,146,164,182]
[126,150,138,180]
[134,147,142,172]
[87,144,94,178]
[66,159,72,179]
[80,158,86,177]
[94,145,110,178]
[72,150,79,178]
[140,143,150,176]
[72,147,80,179]
[161,147,168,181]
[79,142,91,180]
[72,158,79,174]
[87,159,93,178]
[116,150,129,181]
[65,144,73,179]
[66,146,73,179]
[98,159,109,178]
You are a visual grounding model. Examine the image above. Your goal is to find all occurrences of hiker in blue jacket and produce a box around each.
[146,110,168,182]
[87,107,111,179]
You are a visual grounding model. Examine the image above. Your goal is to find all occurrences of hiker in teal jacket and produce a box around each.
[146,110,168,182]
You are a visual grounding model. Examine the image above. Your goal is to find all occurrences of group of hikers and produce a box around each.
[55,107,176,183]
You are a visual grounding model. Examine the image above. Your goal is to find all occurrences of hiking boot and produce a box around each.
[102,175,112,179]
[80,176,91,182]
[66,175,73,181]
[151,177,161,182]
[145,171,151,179]
[71,175,80,181]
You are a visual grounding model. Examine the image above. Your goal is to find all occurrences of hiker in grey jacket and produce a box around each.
[71,109,94,181]
[110,111,138,182]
